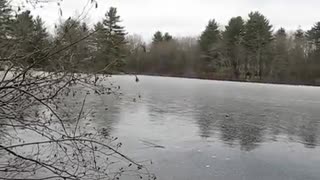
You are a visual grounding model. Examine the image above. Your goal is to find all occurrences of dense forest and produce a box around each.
[1,2,320,85]
[127,14,320,85]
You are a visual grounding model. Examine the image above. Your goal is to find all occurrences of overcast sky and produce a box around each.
[19,0,320,41]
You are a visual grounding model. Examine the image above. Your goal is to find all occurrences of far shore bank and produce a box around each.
[119,72,320,87]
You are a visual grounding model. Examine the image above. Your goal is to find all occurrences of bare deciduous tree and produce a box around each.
[0,1,154,180]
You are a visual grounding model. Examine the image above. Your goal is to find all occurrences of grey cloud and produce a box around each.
[23,0,320,39]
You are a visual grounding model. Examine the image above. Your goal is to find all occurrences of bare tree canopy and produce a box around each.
[0,0,154,179]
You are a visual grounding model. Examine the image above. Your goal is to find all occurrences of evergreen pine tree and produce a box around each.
[271,28,289,80]
[163,32,173,41]
[103,7,126,59]
[198,19,221,74]
[243,11,273,79]
[289,28,307,80]
[0,0,13,58]
[12,11,37,65]
[152,31,163,44]
[33,17,49,50]
[93,7,126,70]
[199,19,220,52]
[55,18,91,71]
[0,0,12,38]
[306,22,320,51]
[223,16,245,78]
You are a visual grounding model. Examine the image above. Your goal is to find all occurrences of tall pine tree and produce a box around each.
[12,11,38,65]
[152,31,163,44]
[152,31,173,45]
[199,19,221,74]
[306,22,320,52]
[306,22,320,80]
[223,16,245,79]
[199,19,220,52]
[289,28,307,80]
[54,18,91,71]
[0,0,13,58]
[271,28,289,80]
[0,0,11,37]
[243,11,273,79]
[93,7,126,71]
[163,32,173,41]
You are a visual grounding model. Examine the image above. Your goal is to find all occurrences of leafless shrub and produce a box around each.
[0,1,154,180]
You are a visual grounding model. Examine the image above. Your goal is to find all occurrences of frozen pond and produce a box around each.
[81,75,320,180]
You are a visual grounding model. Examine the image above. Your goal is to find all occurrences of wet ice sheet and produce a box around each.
[83,75,320,180]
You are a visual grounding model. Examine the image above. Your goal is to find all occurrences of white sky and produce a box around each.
[16,0,320,41]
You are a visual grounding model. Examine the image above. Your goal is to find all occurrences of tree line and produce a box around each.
[127,12,320,85]
[1,2,320,85]
[1,4,127,73]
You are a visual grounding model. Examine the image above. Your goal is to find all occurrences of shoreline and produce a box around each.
[120,73,320,87]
